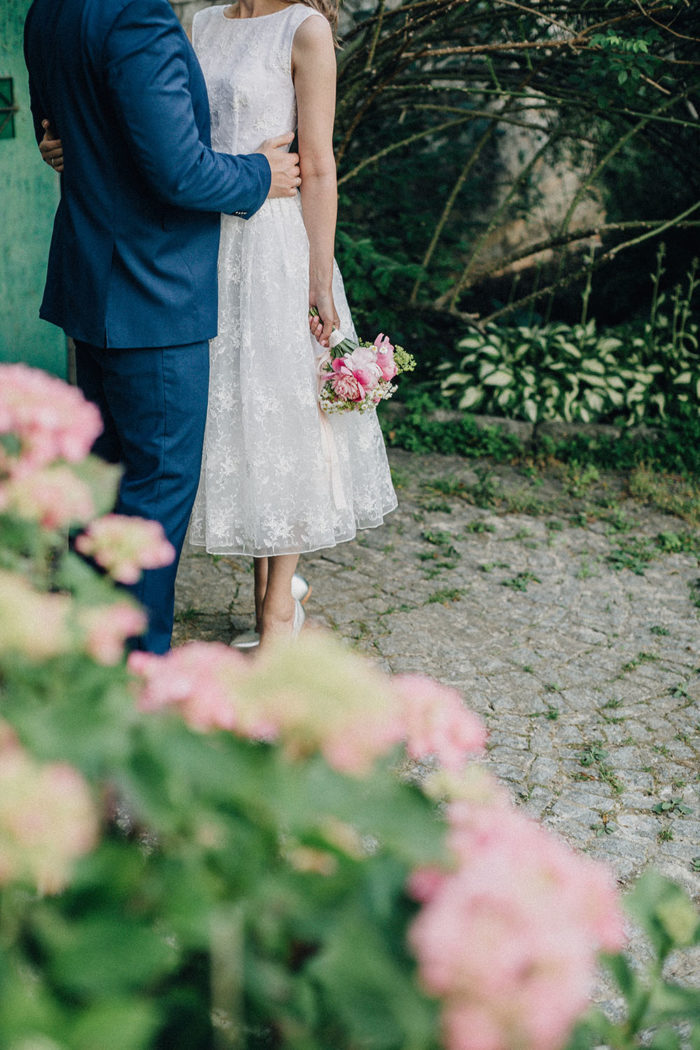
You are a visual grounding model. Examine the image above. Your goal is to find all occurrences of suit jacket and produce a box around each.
[24,0,271,348]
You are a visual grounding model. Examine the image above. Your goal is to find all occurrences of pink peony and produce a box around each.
[0,722,99,894]
[0,463,95,530]
[0,364,102,477]
[374,334,398,381]
[80,601,148,665]
[330,370,364,402]
[408,792,626,1050]
[0,570,73,660]
[75,514,175,584]
[393,675,487,771]
[345,346,382,392]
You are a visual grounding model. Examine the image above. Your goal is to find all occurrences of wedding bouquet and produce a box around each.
[317,326,416,414]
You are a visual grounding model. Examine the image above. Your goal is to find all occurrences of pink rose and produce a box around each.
[374,334,398,381]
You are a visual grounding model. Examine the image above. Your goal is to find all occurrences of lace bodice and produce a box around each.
[192,3,323,155]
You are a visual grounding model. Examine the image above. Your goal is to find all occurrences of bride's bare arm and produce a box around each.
[293,14,339,347]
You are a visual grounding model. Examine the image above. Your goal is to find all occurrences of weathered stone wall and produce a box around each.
[0,0,65,375]
[171,1,209,33]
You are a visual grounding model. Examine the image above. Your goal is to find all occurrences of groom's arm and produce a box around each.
[103,0,270,217]
[24,6,53,148]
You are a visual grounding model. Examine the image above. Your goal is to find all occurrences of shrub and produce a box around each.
[440,317,700,426]
[0,364,698,1050]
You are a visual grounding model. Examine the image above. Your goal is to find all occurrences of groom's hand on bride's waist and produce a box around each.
[258,132,301,199]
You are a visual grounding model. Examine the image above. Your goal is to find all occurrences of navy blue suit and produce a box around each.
[25,0,272,651]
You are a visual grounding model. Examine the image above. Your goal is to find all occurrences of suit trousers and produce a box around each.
[75,339,209,653]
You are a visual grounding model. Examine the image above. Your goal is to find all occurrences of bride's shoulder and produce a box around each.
[191,4,225,44]
[291,6,333,50]
[192,5,226,29]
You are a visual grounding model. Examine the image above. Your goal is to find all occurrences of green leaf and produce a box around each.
[69,456,122,517]
[308,910,438,1049]
[458,387,483,410]
[626,871,700,956]
[522,399,538,422]
[40,914,177,998]
[482,369,513,388]
[69,999,160,1050]
[647,981,700,1026]
[441,372,468,389]
[647,1028,682,1050]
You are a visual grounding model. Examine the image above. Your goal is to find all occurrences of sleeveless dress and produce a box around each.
[189,3,398,557]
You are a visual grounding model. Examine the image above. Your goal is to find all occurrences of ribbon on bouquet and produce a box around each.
[316,332,350,515]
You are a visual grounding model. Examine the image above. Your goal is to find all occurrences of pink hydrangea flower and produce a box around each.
[0,722,99,894]
[0,364,102,477]
[80,602,148,665]
[129,642,276,739]
[74,514,175,584]
[393,675,487,771]
[374,334,398,381]
[408,794,626,1050]
[0,464,95,530]
[0,570,73,660]
[248,633,404,775]
[131,633,405,776]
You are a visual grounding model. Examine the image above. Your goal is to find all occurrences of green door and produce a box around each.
[0,0,66,377]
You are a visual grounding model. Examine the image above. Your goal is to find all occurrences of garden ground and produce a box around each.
[174,447,700,1004]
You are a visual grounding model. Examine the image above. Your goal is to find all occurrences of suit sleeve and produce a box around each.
[103,0,271,217]
[24,9,51,147]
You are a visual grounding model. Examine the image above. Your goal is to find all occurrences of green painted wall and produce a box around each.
[0,0,66,376]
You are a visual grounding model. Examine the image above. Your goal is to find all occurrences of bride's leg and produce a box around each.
[253,557,268,633]
[260,553,300,646]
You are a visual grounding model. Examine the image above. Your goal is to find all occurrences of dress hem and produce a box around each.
[188,499,399,558]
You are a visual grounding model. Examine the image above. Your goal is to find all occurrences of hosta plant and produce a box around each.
[440,316,699,427]
[0,363,698,1050]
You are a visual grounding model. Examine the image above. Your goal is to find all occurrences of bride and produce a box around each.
[188,0,397,647]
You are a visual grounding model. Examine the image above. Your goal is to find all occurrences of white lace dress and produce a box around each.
[189,3,397,557]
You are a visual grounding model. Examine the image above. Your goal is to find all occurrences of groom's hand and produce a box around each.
[258,133,301,198]
[39,119,64,173]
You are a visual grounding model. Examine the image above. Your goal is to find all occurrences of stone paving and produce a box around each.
[174,448,700,994]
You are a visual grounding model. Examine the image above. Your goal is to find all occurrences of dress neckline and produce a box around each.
[221,3,297,21]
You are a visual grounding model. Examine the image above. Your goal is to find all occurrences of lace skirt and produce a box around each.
[189,196,397,557]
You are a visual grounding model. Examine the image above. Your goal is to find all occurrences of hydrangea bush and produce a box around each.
[0,364,697,1050]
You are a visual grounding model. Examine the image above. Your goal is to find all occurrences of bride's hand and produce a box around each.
[309,290,339,348]
[40,120,64,173]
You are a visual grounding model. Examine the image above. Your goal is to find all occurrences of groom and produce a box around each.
[24,0,301,653]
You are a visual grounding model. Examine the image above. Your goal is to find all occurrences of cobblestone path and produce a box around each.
[175,449,700,993]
